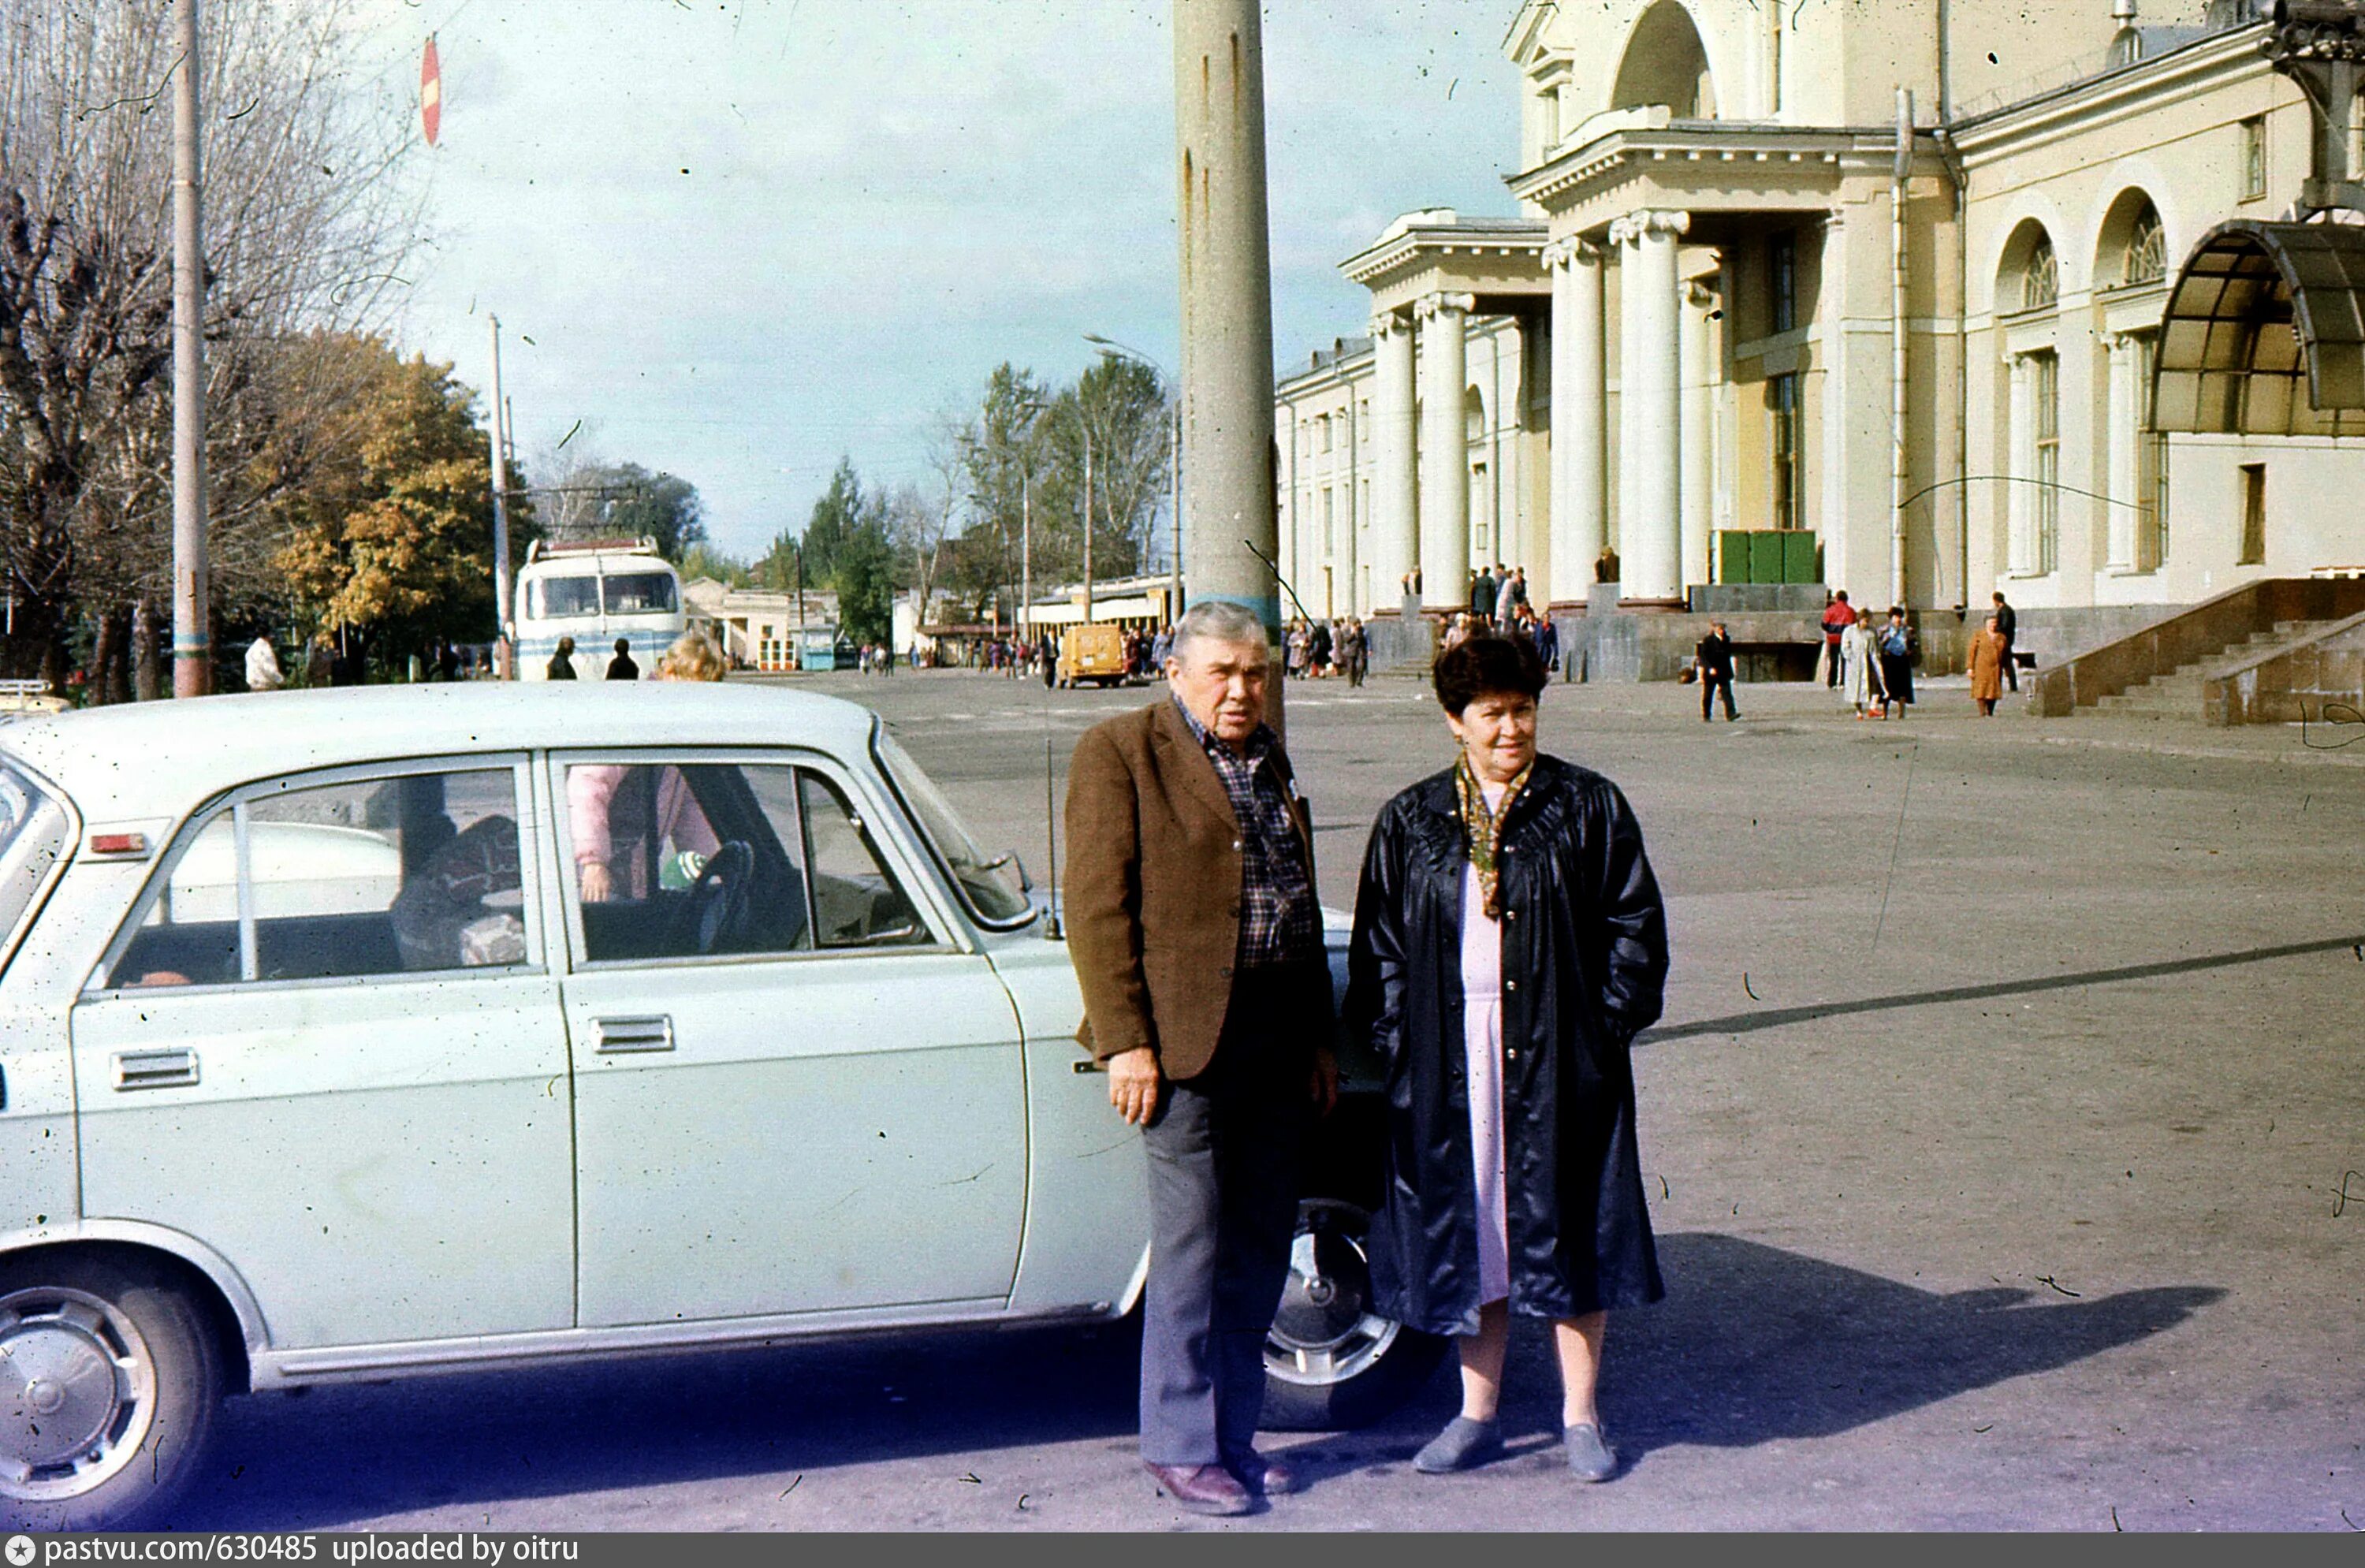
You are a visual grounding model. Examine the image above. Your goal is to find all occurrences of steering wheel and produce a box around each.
[667,840,754,955]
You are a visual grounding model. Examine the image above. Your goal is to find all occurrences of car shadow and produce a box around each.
[171,1318,1145,1530]
[1280,1231,2223,1480]
[169,1233,2220,1526]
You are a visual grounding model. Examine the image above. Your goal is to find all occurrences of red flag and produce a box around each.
[420,37,441,147]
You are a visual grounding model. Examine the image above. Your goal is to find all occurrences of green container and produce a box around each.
[1749,532,1786,586]
[1783,530,1821,584]
[1717,531,1752,585]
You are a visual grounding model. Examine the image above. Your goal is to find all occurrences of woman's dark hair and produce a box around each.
[1434,634,1547,713]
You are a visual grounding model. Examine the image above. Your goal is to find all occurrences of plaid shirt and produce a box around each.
[1172,697,1321,970]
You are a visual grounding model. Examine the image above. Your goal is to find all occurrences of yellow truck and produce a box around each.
[1055,624,1129,687]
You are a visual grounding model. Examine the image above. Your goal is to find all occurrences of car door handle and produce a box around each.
[112,1048,199,1091]
[594,1015,675,1054]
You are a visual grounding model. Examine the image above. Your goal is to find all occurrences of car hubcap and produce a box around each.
[1265,1199,1401,1387]
[0,1287,157,1500]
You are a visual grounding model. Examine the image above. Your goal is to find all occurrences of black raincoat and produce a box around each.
[1344,754,1670,1335]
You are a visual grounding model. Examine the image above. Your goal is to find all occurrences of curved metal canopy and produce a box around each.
[2152,218,2365,437]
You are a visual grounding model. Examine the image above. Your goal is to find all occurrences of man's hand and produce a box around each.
[1107,1046,1163,1127]
[1311,1046,1339,1118]
[579,861,613,904]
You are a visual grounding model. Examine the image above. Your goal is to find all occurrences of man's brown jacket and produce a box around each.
[1063,698,1317,1082]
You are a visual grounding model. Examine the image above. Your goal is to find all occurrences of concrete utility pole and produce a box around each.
[1173,0,1282,700]
[170,0,210,698]
[487,315,515,677]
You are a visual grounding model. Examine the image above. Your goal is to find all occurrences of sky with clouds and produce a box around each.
[352,0,1523,561]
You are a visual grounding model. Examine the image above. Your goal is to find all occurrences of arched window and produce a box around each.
[2022,235,2060,311]
[1611,2,1717,120]
[2123,205,2166,287]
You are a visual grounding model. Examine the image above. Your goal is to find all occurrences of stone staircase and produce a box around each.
[2091,620,2341,718]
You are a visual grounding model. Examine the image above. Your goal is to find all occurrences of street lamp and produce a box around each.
[1084,333,1183,624]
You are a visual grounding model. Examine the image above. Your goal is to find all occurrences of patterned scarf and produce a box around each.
[1454,754,1532,919]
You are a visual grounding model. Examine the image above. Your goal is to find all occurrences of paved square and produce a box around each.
[181,671,2364,1531]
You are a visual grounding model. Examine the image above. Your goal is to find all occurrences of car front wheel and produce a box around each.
[0,1256,222,1531]
[1261,1197,1446,1430]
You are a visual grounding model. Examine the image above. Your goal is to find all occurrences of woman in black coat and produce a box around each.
[1345,635,1670,1481]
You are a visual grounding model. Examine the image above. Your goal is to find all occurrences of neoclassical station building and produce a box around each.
[1276,0,2361,662]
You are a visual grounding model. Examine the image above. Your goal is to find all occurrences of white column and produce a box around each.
[1547,236,1607,605]
[2007,353,2035,576]
[1614,210,1688,602]
[1817,214,1853,593]
[1278,402,1299,604]
[1681,276,1717,598]
[1339,389,1360,614]
[1370,311,1418,603]
[1418,291,1476,609]
[2106,335,2139,572]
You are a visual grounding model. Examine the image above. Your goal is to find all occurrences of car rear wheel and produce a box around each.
[1261,1197,1446,1430]
[0,1256,221,1531]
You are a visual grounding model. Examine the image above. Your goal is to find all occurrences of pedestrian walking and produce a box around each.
[1504,566,1530,616]
[1346,633,1670,1484]
[1343,617,1369,688]
[1533,613,1561,680]
[547,635,579,681]
[605,636,639,681]
[244,638,284,692]
[1469,569,1499,626]
[1839,616,1881,719]
[1064,601,1338,1518]
[1694,620,1737,721]
[1967,614,2009,716]
[1875,609,1916,718]
[1991,591,2019,692]
[1309,618,1332,679]
[1819,591,1857,688]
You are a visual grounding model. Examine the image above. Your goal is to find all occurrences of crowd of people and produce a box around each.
[1814,587,2019,721]
[1281,616,1370,685]
[1439,564,1562,679]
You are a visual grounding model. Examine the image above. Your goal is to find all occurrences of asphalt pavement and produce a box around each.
[172,668,2365,1531]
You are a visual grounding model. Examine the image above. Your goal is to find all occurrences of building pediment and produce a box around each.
[1509,123,1932,237]
[1341,212,1550,315]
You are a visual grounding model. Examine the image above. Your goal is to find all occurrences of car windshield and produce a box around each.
[530,575,601,619]
[0,760,69,968]
[603,572,678,614]
[873,728,1031,927]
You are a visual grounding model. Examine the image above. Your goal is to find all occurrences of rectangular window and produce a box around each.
[563,761,927,966]
[1769,232,1798,336]
[1320,415,1333,453]
[1769,372,1802,531]
[2242,117,2267,202]
[2238,463,2266,564]
[1322,488,1336,556]
[2034,352,2061,574]
[111,765,528,989]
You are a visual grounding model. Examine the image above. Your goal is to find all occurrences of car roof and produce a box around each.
[0,683,878,820]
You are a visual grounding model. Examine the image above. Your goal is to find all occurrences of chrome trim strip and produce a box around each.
[250,1298,1123,1387]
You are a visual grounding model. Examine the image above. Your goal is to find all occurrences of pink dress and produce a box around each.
[1461,780,1511,1305]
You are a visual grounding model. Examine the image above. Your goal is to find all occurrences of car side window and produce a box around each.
[798,771,928,951]
[561,760,929,964]
[107,766,528,989]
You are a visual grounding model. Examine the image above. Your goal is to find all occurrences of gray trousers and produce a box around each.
[1137,966,1319,1468]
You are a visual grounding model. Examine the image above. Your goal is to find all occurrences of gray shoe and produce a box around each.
[1562,1422,1618,1481]
[1413,1416,1502,1474]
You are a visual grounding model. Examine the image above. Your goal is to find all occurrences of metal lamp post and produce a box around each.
[1084,332,1184,624]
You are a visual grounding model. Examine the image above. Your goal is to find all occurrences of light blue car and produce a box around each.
[0,683,1438,1529]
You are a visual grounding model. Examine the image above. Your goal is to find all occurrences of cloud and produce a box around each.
[363,0,1523,557]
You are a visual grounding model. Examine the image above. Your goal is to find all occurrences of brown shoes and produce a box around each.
[1144,1461,1253,1516]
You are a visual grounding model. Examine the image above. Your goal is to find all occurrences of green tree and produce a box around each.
[677,541,749,587]
[557,461,705,559]
[272,336,527,664]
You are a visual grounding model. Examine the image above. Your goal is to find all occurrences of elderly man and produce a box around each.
[1064,599,1337,1517]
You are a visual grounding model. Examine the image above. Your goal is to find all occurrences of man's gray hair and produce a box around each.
[1168,600,1270,665]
